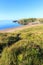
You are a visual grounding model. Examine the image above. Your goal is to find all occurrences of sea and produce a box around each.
[0,20,22,30]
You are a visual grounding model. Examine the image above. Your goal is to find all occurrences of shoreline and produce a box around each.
[0,24,42,33]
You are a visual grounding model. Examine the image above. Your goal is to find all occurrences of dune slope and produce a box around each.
[0,24,43,65]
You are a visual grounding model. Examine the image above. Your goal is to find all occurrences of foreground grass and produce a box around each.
[0,24,43,65]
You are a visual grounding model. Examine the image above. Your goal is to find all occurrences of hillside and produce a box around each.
[0,24,43,65]
[18,18,43,25]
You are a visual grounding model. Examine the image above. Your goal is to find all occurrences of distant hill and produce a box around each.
[18,18,43,25]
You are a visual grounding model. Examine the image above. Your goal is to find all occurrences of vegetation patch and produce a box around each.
[18,18,43,25]
[0,25,43,65]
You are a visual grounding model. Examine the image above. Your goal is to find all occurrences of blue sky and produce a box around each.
[0,0,43,20]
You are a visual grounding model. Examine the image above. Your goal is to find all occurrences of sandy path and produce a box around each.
[0,24,43,33]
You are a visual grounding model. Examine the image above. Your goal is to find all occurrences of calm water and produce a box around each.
[0,20,22,30]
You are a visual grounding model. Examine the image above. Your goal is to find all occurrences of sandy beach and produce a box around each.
[0,24,42,33]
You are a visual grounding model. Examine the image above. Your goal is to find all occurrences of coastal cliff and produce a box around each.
[13,18,43,25]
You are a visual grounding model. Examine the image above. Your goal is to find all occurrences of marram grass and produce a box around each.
[0,24,43,65]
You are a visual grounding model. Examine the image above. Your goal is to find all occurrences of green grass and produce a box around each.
[0,24,43,65]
